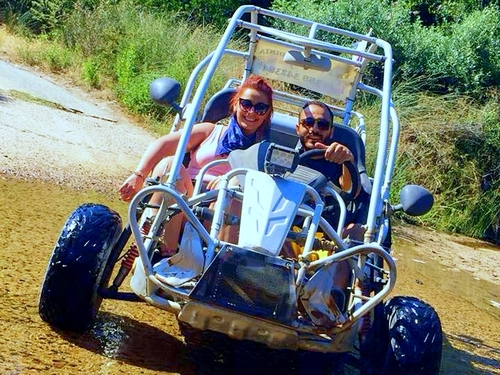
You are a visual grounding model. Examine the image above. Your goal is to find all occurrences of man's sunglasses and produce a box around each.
[238,98,270,116]
[299,117,332,131]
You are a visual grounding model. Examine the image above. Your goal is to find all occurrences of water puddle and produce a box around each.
[91,317,129,359]
[392,236,500,320]
[2,175,498,323]
[1,176,498,374]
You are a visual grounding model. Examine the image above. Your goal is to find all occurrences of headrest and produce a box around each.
[199,88,237,123]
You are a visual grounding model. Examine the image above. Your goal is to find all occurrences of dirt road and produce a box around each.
[0,59,155,194]
[0,60,498,374]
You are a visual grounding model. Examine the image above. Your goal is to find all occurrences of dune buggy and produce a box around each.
[39,5,442,375]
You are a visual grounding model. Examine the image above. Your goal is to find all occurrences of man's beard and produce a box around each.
[301,132,324,150]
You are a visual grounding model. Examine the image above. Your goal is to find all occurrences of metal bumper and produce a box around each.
[178,301,299,350]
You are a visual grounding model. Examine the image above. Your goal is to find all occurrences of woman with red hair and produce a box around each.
[119,74,274,254]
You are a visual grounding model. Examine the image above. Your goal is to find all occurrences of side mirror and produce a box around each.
[149,77,182,114]
[395,184,434,217]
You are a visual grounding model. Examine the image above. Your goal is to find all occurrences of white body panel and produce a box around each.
[238,170,307,255]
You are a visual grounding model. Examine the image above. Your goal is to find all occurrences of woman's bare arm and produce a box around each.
[118,122,215,200]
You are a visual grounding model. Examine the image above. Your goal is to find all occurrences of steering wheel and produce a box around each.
[299,149,360,202]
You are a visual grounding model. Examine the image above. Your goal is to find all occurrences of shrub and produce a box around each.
[60,1,230,121]
[138,0,272,28]
[446,7,500,96]
[271,0,500,99]
[81,57,101,89]
[16,33,73,71]
[388,85,500,237]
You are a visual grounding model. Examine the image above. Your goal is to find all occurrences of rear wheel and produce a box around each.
[39,203,122,331]
[361,296,442,375]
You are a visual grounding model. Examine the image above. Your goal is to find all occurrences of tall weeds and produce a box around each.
[388,78,500,238]
[61,1,233,122]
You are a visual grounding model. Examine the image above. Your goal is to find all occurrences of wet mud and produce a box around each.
[0,176,498,374]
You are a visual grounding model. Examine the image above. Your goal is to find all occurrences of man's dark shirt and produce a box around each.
[298,145,369,229]
[300,157,342,186]
[298,147,343,186]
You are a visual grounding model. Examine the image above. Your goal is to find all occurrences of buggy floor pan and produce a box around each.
[178,301,359,353]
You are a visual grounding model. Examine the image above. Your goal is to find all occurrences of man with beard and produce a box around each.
[295,100,367,240]
[283,100,367,299]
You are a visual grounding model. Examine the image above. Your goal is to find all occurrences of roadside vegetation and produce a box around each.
[0,0,499,242]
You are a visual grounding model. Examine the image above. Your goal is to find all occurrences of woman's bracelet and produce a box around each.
[133,171,145,180]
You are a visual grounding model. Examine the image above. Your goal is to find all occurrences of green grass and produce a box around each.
[387,86,500,237]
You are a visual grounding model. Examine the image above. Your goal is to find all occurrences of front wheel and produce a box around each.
[39,203,122,331]
[361,296,442,375]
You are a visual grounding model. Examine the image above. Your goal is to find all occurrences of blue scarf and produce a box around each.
[215,115,257,156]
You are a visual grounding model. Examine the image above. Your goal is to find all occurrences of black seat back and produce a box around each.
[199,88,237,123]
[328,124,371,195]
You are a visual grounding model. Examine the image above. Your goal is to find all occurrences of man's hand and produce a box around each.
[314,142,354,164]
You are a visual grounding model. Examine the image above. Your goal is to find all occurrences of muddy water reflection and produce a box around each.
[1,176,499,375]
[392,236,500,374]
[0,177,192,375]
[91,318,129,359]
[393,238,500,320]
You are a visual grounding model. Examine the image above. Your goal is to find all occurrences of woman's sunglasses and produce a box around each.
[299,117,331,131]
[238,98,270,116]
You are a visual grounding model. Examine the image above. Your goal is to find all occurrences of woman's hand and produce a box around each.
[118,172,145,201]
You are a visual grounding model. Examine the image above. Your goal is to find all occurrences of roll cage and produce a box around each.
[159,5,399,246]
